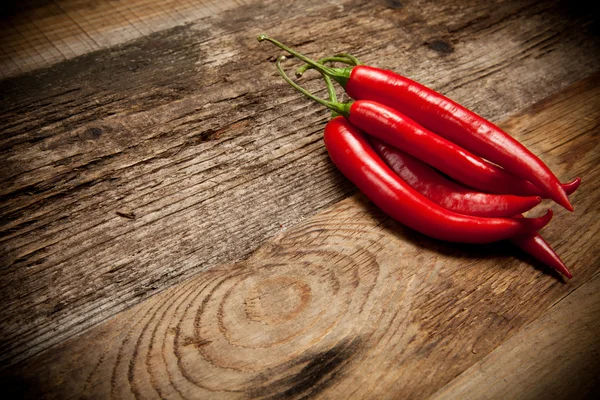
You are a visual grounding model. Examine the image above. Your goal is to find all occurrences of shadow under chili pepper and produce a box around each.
[510,248,568,283]
[363,196,569,283]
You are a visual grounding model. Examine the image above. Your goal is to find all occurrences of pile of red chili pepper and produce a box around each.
[258,35,579,279]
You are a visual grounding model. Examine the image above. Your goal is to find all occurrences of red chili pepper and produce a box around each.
[347,100,547,196]
[372,136,580,277]
[370,138,542,217]
[323,116,552,243]
[275,56,550,198]
[342,66,572,210]
[560,178,581,197]
[510,179,580,279]
[257,35,573,211]
[511,224,573,279]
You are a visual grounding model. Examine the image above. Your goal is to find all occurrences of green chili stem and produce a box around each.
[258,34,352,87]
[275,56,350,118]
[296,55,359,77]
[324,75,337,105]
[335,53,361,66]
[323,74,339,118]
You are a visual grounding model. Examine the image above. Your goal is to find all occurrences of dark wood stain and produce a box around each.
[428,39,455,54]
[250,336,363,399]
[81,127,104,140]
[384,0,403,9]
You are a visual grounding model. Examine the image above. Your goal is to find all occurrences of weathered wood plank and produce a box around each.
[1,0,599,368]
[429,271,600,400]
[0,0,246,79]
[2,71,599,399]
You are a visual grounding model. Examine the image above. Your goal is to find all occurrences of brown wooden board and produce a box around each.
[1,0,599,388]
[2,70,599,399]
[430,272,600,400]
[0,0,244,79]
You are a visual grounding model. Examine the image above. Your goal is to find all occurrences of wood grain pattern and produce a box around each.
[429,271,600,400]
[0,0,246,79]
[1,0,599,372]
[2,71,599,399]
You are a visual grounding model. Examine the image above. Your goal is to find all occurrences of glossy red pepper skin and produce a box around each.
[509,179,580,279]
[344,66,573,211]
[370,138,542,217]
[324,117,552,244]
[511,229,572,279]
[560,178,581,196]
[372,135,580,278]
[347,100,543,196]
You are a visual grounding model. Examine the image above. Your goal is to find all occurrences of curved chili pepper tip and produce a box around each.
[528,209,553,231]
[511,229,573,279]
[257,34,268,42]
[561,195,574,212]
[563,177,581,196]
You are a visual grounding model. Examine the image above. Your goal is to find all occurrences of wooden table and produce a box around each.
[1,0,599,398]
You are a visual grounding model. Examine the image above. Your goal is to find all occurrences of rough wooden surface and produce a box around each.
[0,0,246,79]
[430,272,600,400]
[1,0,600,397]
[2,0,600,370]
[3,69,599,399]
